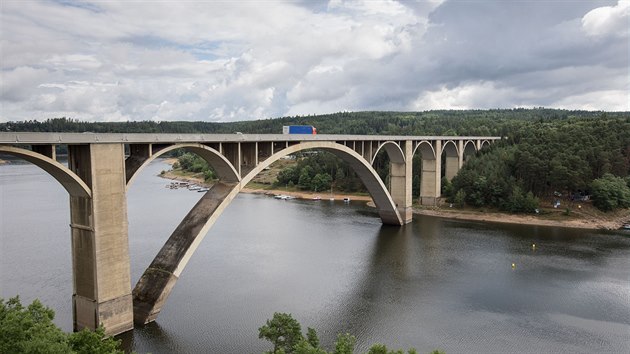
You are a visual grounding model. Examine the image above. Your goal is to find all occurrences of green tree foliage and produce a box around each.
[590,174,630,211]
[176,152,216,181]
[450,144,525,211]
[0,297,124,354]
[274,152,364,193]
[259,313,438,354]
[259,312,304,354]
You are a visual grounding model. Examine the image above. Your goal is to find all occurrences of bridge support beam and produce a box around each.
[133,182,239,324]
[68,144,133,336]
[390,141,413,224]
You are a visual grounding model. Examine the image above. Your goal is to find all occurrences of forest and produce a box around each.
[2,109,629,211]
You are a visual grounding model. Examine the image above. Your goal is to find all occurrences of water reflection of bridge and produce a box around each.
[0,132,499,335]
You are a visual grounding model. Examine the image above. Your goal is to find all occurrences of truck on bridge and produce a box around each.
[282,125,317,134]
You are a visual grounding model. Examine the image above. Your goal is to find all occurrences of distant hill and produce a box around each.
[2,109,628,137]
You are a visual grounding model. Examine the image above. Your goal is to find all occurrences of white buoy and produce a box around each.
[511,263,516,269]
[532,243,536,250]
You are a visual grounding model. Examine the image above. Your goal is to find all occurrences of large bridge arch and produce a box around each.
[0,146,91,198]
[133,141,403,325]
[242,141,402,225]
[125,143,240,189]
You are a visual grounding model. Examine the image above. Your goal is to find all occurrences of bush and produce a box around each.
[259,313,432,354]
[591,174,630,211]
[504,186,539,213]
[0,296,124,354]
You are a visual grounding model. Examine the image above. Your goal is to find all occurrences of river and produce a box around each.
[1,160,629,353]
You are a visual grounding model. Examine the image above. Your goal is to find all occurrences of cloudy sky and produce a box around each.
[1,0,628,122]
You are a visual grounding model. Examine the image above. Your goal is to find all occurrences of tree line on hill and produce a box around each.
[2,109,629,211]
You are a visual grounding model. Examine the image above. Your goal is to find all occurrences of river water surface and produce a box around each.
[1,160,629,353]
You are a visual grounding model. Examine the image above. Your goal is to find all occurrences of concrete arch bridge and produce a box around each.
[0,132,499,335]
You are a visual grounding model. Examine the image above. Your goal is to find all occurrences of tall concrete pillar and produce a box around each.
[419,140,441,205]
[390,141,413,224]
[445,156,459,181]
[443,142,459,181]
[68,144,133,336]
[458,140,464,168]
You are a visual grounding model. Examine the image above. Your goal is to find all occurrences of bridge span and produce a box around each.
[0,132,500,335]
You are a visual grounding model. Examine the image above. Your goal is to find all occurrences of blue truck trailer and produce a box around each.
[282,125,317,134]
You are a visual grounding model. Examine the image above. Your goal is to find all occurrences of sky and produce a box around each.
[1,0,628,123]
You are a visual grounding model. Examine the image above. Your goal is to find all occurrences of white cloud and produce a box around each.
[1,66,51,102]
[0,0,627,123]
[582,0,630,37]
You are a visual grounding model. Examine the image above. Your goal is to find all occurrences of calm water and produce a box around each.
[1,160,629,353]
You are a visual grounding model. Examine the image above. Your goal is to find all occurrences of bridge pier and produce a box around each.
[68,144,133,336]
[419,140,442,205]
[390,141,413,223]
[443,141,460,181]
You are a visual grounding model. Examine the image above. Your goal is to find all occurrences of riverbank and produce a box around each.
[159,166,629,231]
[413,206,630,231]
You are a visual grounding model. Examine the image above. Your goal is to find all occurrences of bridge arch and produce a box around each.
[463,140,477,162]
[412,140,436,159]
[369,141,405,165]
[0,146,91,198]
[412,141,439,205]
[125,143,240,189]
[242,141,402,225]
[442,140,460,181]
[442,140,459,157]
[133,141,402,325]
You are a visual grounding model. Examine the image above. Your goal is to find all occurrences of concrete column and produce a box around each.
[458,140,464,168]
[68,144,133,336]
[222,143,241,177]
[420,140,441,205]
[443,141,459,181]
[389,141,412,224]
[125,144,152,184]
[445,155,459,181]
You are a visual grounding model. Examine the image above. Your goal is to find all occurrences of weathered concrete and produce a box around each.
[389,141,413,223]
[133,182,239,324]
[68,144,133,336]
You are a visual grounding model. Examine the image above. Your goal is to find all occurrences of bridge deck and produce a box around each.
[0,132,501,144]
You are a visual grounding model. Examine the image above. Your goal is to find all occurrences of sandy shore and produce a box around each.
[413,208,629,230]
[160,170,629,231]
[240,187,372,201]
